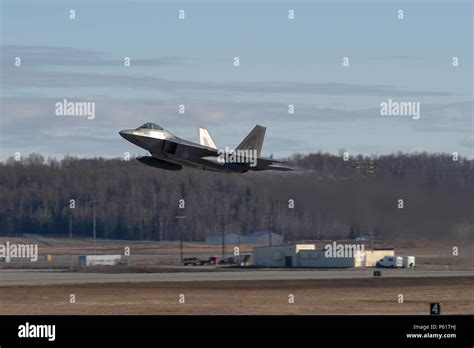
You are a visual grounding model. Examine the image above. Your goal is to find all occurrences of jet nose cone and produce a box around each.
[119,129,138,144]
[119,129,132,139]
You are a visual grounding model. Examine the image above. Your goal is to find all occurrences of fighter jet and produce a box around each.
[119,123,293,173]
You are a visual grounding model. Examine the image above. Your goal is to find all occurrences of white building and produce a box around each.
[78,255,122,267]
[253,243,394,268]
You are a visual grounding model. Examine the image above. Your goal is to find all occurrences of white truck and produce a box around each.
[402,256,416,268]
[376,256,403,268]
[376,256,415,268]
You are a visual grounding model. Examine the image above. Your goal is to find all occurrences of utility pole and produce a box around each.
[280,202,285,243]
[89,200,102,255]
[68,211,73,268]
[217,213,232,261]
[265,207,273,247]
[180,225,183,262]
[69,213,73,240]
[275,200,286,242]
[221,216,226,260]
[269,210,272,247]
[174,216,186,262]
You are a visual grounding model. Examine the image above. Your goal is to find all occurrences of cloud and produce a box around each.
[1,45,453,97]
[2,96,472,159]
[370,56,422,61]
[0,45,469,159]
[0,45,190,68]
[412,101,473,132]
[2,69,453,97]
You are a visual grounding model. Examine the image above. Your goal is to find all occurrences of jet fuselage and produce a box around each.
[119,123,292,173]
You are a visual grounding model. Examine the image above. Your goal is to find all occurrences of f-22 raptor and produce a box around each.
[119,123,293,173]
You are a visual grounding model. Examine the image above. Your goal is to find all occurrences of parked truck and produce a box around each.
[376,256,415,268]
[183,257,212,266]
[376,256,403,268]
[183,256,236,266]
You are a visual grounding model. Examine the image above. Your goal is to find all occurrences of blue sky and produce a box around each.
[1,0,472,159]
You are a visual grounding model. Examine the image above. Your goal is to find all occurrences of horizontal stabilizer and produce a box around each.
[267,164,294,171]
[252,157,294,171]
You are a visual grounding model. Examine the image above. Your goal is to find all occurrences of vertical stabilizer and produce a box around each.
[198,126,218,149]
[236,125,266,157]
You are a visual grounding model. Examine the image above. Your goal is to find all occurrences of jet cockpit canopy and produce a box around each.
[138,123,163,130]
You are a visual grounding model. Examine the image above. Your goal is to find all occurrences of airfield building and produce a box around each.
[252,244,394,268]
[242,231,283,245]
[206,232,241,245]
[206,231,283,245]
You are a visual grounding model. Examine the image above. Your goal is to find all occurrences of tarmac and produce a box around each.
[1,268,473,286]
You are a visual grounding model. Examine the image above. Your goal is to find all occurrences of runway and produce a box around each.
[1,268,473,286]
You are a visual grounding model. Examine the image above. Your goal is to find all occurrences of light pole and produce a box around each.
[221,218,226,260]
[174,215,186,262]
[264,209,273,247]
[275,200,287,242]
[218,213,232,261]
[90,200,102,255]
[67,210,73,268]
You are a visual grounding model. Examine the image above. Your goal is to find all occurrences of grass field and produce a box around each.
[1,277,472,315]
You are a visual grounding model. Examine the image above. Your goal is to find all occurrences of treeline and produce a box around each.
[0,152,472,242]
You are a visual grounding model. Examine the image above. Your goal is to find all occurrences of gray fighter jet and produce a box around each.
[119,123,293,173]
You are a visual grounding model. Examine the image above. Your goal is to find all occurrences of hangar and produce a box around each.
[206,232,241,245]
[243,231,283,245]
[205,231,283,245]
[252,243,394,268]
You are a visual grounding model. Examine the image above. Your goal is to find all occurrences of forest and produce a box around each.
[0,152,472,242]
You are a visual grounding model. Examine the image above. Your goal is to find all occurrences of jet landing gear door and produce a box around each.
[163,141,177,155]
